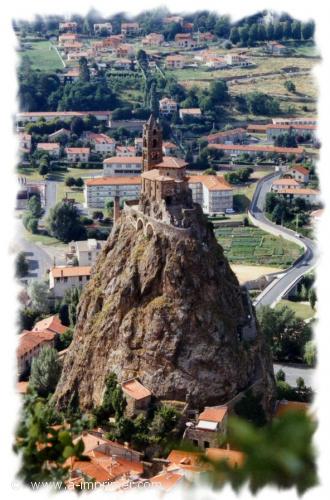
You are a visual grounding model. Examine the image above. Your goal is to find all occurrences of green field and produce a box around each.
[21,41,64,71]
[215,226,302,267]
[276,299,315,320]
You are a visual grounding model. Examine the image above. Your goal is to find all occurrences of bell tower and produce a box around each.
[142,114,163,172]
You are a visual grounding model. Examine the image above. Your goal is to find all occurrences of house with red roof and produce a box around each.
[32,315,68,335]
[17,330,56,376]
[49,266,91,298]
[65,147,90,163]
[121,378,152,417]
[37,142,60,158]
[286,165,310,184]
[183,406,228,449]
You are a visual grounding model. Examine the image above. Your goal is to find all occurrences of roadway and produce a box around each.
[250,172,317,308]
[249,171,317,388]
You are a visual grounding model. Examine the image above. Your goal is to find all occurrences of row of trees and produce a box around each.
[22,195,44,234]
[229,20,314,46]
[224,167,254,185]
[265,192,312,229]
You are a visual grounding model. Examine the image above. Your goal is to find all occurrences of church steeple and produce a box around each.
[142,114,163,172]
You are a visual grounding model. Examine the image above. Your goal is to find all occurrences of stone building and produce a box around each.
[121,378,152,417]
[183,406,228,449]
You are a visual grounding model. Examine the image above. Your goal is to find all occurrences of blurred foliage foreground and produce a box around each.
[203,412,317,495]
[14,394,317,495]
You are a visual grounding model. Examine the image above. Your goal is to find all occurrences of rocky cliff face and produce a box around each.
[55,207,275,412]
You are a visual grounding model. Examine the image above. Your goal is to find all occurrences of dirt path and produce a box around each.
[231,264,283,284]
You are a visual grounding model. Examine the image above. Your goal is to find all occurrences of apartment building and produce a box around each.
[188,175,233,214]
[49,266,91,298]
[84,177,141,208]
[103,156,143,176]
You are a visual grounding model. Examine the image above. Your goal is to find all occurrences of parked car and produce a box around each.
[225,208,236,214]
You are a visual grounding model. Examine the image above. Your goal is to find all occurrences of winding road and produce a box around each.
[249,171,317,387]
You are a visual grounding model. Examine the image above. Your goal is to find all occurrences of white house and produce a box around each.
[287,166,310,184]
[103,156,143,176]
[66,239,106,266]
[49,266,91,298]
[165,55,186,69]
[159,98,178,116]
[276,188,320,204]
[188,175,233,214]
[65,147,90,163]
[179,108,202,120]
[271,178,301,192]
[84,176,141,209]
[86,132,116,154]
[37,142,60,158]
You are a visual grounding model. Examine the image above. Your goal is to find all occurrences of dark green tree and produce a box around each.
[79,57,90,82]
[46,202,87,243]
[15,252,29,278]
[292,21,302,40]
[266,23,274,40]
[234,390,267,426]
[30,347,61,397]
[27,195,44,219]
[229,27,240,45]
[239,26,249,46]
[283,20,292,39]
[302,21,315,40]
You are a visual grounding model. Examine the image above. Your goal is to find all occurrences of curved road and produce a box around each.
[249,171,317,388]
[250,172,317,308]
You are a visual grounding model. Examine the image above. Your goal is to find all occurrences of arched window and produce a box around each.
[152,139,157,147]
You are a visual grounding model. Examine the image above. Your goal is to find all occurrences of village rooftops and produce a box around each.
[165,55,186,61]
[266,123,316,131]
[272,178,301,187]
[85,176,141,186]
[188,175,233,191]
[17,330,56,357]
[37,143,60,150]
[142,169,182,183]
[65,147,90,154]
[32,315,67,335]
[198,406,228,424]
[179,108,202,116]
[87,132,115,144]
[150,472,184,491]
[289,165,310,175]
[121,378,151,400]
[156,156,187,169]
[206,128,246,141]
[50,266,91,278]
[166,450,204,472]
[276,188,320,196]
[205,448,245,468]
[103,156,142,164]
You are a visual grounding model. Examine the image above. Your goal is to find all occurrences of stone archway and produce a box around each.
[145,223,154,238]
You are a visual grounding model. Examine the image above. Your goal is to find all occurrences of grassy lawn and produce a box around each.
[276,299,315,320]
[23,229,64,247]
[21,41,64,71]
[56,183,84,204]
[17,167,103,182]
[215,225,302,267]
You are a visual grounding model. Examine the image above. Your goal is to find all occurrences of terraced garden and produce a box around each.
[215,226,303,267]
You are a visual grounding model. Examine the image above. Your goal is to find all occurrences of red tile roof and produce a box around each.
[167,450,203,471]
[156,156,187,169]
[32,315,67,335]
[121,379,151,400]
[206,128,246,141]
[17,330,55,358]
[37,143,60,150]
[208,144,304,154]
[267,124,316,131]
[289,165,310,176]
[86,176,141,186]
[277,188,319,196]
[50,266,91,278]
[188,175,232,191]
[65,147,90,154]
[150,472,184,491]
[205,448,245,467]
[103,156,142,164]
[199,406,228,423]
[272,178,301,187]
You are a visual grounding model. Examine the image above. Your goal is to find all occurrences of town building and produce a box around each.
[266,123,316,141]
[183,406,228,449]
[162,141,178,156]
[66,239,106,266]
[272,117,317,126]
[179,108,202,120]
[150,472,185,492]
[67,51,89,62]
[142,33,164,46]
[85,132,116,154]
[188,175,233,214]
[93,22,112,35]
[266,41,288,55]
[60,68,80,83]
[19,132,32,153]
[224,53,252,66]
[115,44,135,58]
[175,33,197,48]
[275,187,320,204]
[165,55,186,69]
[286,165,310,184]
[32,315,68,335]
[121,378,152,417]
[274,400,310,418]
[115,145,136,157]
[49,266,91,298]
[163,15,184,26]
[159,97,178,116]
[16,179,46,210]
[36,142,60,158]
[121,22,140,37]
[85,177,141,209]
[58,33,79,46]
[61,41,83,54]
[206,128,247,145]
[208,143,304,157]
[59,21,78,32]
[204,56,227,69]
[271,178,302,192]
[48,128,70,141]
[17,330,56,376]
[65,147,90,163]
[246,124,268,134]
[134,137,143,153]
[113,58,131,70]
[103,156,143,176]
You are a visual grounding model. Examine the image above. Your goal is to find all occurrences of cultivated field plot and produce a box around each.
[21,41,64,71]
[215,226,302,267]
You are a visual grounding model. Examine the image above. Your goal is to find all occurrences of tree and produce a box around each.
[308,288,317,310]
[302,21,315,40]
[203,168,217,175]
[112,386,127,420]
[79,57,90,82]
[275,369,286,382]
[62,287,81,327]
[185,147,193,164]
[150,405,179,438]
[274,22,283,40]
[28,195,44,219]
[75,177,84,188]
[30,347,61,397]
[246,92,280,115]
[266,23,274,41]
[59,303,70,327]
[304,340,316,367]
[65,176,76,187]
[292,21,302,40]
[15,395,85,485]
[28,281,50,313]
[257,24,267,42]
[209,80,229,104]
[265,192,278,213]
[205,412,317,495]
[248,24,259,45]
[239,26,249,46]
[234,390,267,427]
[15,252,29,278]
[229,27,240,45]
[92,210,104,220]
[214,16,230,38]
[283,20,292,39]
[46,202,87,243]
[70,116,84,136]
[27,217,39,234]
[38,163,49,178]
[284,80,296,93]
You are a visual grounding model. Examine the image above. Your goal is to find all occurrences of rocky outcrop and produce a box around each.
[54,206,275,413]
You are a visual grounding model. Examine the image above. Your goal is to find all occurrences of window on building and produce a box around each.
[64,277,68,282]
[204,441,210,449]
[192,439,198,447]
